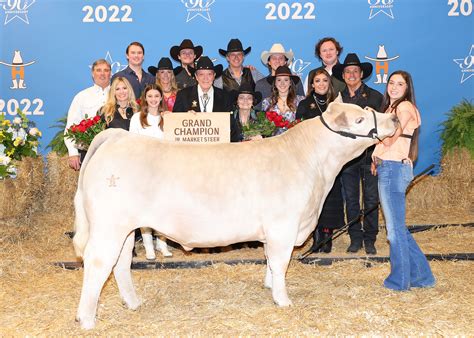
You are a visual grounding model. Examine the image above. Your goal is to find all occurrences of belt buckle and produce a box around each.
[375,157,383,166]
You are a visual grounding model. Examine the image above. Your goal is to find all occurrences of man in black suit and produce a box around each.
[173,56,232,113]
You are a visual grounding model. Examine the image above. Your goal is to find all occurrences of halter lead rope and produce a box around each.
[319,110,381,141]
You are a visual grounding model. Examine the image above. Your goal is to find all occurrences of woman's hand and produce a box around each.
[370,161,377,176]
[249,135,263,141]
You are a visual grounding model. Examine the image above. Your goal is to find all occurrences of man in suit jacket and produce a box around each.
[173,56,232,113]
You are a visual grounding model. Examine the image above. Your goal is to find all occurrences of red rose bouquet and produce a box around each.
[265,111,301,129]
[65,114,105,150]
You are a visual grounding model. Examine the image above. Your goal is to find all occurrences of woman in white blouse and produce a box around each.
[129,84,173,259]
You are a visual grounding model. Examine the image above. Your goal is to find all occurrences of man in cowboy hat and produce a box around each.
[333,53,383,255]
[112,41,155,99]
[173,56,232,113]
[214,38,264,92]
[255,43,305,108]
[170,39,203,90]
[64,59,111,170]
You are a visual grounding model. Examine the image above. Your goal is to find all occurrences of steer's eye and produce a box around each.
[356,117,364,124]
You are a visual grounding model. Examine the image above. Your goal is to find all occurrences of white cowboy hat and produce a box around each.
[260,43,294,66]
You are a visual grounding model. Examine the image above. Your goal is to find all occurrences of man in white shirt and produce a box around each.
[64,59,111,170]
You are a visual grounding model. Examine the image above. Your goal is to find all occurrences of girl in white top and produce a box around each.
[130,84,173,259]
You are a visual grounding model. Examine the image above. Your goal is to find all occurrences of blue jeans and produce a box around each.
[377,160,435,291]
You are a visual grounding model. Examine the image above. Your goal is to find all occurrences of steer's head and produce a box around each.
[320,100,398,144]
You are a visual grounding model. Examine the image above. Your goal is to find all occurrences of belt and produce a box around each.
[374,157,411,166]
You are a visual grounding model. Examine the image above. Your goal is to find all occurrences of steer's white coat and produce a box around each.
[73,101,397,329]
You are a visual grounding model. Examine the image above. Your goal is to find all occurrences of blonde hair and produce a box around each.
[155,69,178,94]
[100,77,138,125]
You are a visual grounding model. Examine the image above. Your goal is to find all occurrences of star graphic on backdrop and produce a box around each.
[453,45,474,84]
[369,7,394,19]
[2,0,36,25]
[181,0,215,23]
[88,51,126,74]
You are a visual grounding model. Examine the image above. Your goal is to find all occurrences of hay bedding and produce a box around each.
[0,211,473,335]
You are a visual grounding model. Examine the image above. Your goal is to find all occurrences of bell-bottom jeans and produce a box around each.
[377,160,435,291]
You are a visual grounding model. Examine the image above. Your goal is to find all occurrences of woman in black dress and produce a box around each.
[100,76,139,130]
[296,68,344,253]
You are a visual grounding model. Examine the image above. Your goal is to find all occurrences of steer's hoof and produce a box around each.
[123,298,142,310]
[274,297,293,307]
[76,316,96,330]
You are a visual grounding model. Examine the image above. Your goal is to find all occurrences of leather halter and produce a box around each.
[319,109,381,141]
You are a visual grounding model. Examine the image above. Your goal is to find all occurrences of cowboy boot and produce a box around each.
[156,237,173,257]
[382,73,388,83]
[320,228,333,253]
[142,231,156,260]
[375,74,382,84]
[311,228,323,252]
[10,79,18,89]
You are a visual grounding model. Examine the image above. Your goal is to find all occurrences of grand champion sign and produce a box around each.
[163,112,230,143]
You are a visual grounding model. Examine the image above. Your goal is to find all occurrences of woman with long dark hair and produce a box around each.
[129,84,173,259]
[261,66,304,135]
[296,69,343,253]
[372,70,435,291]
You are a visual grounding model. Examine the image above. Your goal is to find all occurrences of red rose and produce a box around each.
[93,115,101,123]
[77,125,86,133]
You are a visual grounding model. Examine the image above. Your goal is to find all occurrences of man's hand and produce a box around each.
[68,155,81,171]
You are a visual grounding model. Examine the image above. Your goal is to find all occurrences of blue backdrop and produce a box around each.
[1,0,473,173]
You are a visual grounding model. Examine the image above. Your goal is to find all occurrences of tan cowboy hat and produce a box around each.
[260,43,294,66]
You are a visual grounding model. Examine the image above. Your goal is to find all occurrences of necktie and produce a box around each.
[202,93,209,112]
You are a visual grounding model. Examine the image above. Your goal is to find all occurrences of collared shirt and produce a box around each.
[64,84,110,156]
[112,66,155,99]
[197,85,214,112]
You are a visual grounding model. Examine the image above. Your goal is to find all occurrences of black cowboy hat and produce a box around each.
[170,39,203,62]
[148,57,181,76]
[189,56,223,78]
[267,65,300,85]
[332,53,373,81]
[230,83,262,106]
[218,38,251,57]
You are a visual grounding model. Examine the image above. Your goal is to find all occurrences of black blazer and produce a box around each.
[173,85,232,113]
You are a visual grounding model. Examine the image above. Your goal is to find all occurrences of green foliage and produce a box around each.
[242,111,277,139]
[440,99,474,157]
[47,115,68,156]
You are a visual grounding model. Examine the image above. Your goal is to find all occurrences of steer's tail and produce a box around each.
[72,129,123,258]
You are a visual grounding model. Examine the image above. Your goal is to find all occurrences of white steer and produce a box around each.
[73,101,398,329]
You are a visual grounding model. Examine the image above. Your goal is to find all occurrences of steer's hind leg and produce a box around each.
[76,232,124,330]
[263,243,272,289]
[114,231,141,310]
[265,235,295,307]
